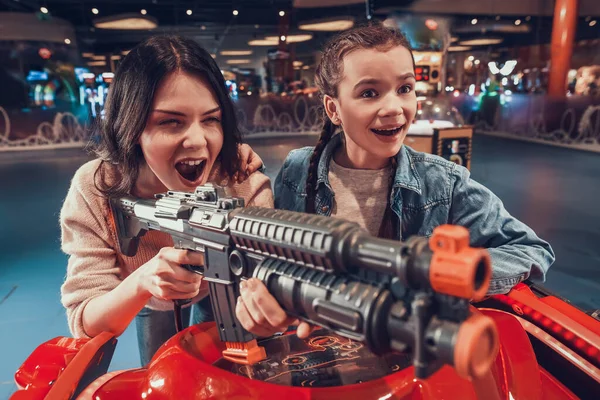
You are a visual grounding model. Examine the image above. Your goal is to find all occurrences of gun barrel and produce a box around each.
[252,258,497,379]
[231,208,490,300]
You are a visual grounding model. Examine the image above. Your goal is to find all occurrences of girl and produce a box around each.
[60,35,272,365]
[235,23,555,338]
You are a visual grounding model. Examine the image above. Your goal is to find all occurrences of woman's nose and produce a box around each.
[182,123,208,149]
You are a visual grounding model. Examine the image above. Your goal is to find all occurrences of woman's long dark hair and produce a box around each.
[92,35,242,198]
[306,23,415,239]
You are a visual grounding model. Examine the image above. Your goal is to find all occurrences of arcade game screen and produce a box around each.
[214,329,412,388]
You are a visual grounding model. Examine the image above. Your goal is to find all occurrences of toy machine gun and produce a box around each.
[110,184,499,381]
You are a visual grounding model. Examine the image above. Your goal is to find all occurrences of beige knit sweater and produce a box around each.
[60,159,274,338]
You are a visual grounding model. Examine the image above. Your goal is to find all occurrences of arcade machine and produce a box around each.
[26,70,56,108]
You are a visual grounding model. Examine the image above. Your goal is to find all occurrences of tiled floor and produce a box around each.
[0,134,599,398]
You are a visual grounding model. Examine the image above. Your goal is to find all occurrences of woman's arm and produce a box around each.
[60,169,203,338]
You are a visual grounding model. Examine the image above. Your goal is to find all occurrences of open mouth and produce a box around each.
[370,125,405,136]
[175,159,207,184]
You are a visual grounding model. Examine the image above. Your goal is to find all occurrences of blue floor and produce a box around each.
[1,134,599,398]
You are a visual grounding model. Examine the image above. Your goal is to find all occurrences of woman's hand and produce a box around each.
[235,143,264,183]
[137,247,204,301]
[236,278,314,338]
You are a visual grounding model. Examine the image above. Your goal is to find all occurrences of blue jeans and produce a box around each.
[135,296,214,366]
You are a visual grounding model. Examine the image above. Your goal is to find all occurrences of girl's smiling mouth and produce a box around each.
[371,124,405,136]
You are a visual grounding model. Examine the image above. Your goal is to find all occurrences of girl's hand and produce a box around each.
[236,143,264,184]
[138,248,204,301]
[236,278,314,338]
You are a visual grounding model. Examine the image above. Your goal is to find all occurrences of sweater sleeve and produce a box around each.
[59,163,123,338]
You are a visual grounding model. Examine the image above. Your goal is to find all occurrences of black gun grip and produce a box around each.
[181,263,204,275]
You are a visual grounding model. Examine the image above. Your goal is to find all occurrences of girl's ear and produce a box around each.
[323,95,340,125]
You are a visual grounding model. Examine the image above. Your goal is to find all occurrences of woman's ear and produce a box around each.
[323,95,340,125]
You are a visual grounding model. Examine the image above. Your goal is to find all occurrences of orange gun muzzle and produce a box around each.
[453,312,500,381]
[428,225,492,301]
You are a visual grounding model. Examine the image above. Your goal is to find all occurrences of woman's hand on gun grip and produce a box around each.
[137,247,204,301]
[235,143,264,184]
[236,278,314,339]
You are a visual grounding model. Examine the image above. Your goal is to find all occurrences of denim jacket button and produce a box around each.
[321,205,330,213]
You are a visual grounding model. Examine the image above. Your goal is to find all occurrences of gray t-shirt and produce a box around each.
[328,159,393,236]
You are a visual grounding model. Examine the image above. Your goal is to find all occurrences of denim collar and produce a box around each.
[316,133,422,195]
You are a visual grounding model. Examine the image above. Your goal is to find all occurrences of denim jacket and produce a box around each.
[274,133,555,295]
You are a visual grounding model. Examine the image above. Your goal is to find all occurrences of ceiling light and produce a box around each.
[280,35,286,41]
[468,55,474,61]
[279,11,285,17]
[590,20,597,27]
[233,10,239,16]
[302,65,309,70]
[474,59,480,65]
[110,55,121,60]
[266,34,313,43]
[471,18,478,25]
[40,7,48,14]
[226,59,251,64]
[92,8,99,15]
[64,38,71,44]
[201,25,206,30]
[220,50,253,56]
[293,61,303,67]
[459,38,503,46]
[448,46,471,51]
[93,13,158,30]
[140,9,147,15]
[186,10,192,16]
[82,52,94,57]
[87,61,106,67]
[451,36,459,42]
[248,39,279,46]
[514,19,521,26]
[299,17,354,31]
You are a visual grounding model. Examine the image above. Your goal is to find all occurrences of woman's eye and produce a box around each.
[204,116,221,123]
[158,119,181,127]
[399,85,413,94]
[360,89,378,98]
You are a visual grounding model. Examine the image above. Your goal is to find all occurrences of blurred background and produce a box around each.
[0,1,599,397]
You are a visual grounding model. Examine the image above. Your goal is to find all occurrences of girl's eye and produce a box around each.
[399,85,413,94]
[158,119,181,127]
[360,89,378,98]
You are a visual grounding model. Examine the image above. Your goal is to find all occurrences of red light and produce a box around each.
[563,331,575,341]
[415,67,423,73]
[542,317,552,328]
[532,311,542,321]
[551,323,562,334]
[425,19,438,31]
[575,338,586,350]
[586,346,598,358]
[522,306,532,315]
[39,48,51,59]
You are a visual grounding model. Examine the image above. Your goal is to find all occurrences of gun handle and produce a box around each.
[173,264,204,331]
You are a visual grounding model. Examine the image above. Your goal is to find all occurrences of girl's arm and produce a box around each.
[449,166,555,295]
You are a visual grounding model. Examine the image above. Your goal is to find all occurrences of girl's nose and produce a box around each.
[379,93,405,118]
